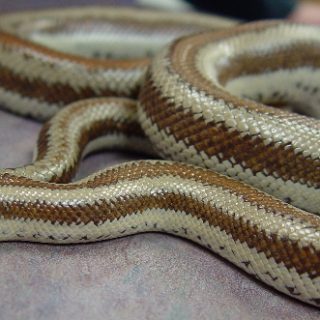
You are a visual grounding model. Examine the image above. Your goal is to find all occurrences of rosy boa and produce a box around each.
[0,7,319,307]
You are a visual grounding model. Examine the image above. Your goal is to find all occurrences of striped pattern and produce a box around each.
[1,152,320,305]
[139,21,320,214]
[1,97,320,306]
[8,98,151,182]
[0,6,236,120]
[0,12,319,307]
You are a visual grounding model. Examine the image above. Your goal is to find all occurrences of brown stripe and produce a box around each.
[35,101,144,183]
[169,21,320,121]
[35,121,51,161]
[2,161,320,228]
[36,119,144,183]
[0,31,149,104]
[0,31,149,69]
[0,62,138,105]
[217,43,320,85]
[1,191,319,278]
[139,75,320,187]
[36,99,141,162]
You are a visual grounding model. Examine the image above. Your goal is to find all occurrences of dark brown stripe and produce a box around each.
[217,43,320,85]
[139,75,320,187]
[35,99,140,161]
[0,62,138,105]
[0,31,149,69]
[2,161,320,228]
[36,120,144,183]
[0,31,149,104]
[35,100,144,183]
[169,21,320,124]
[1,191,319,278]
[35,121,54,161]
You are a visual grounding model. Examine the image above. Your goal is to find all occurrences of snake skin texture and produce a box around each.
[0,7,319,307]
[0,6,235,119]
[139,21,320,214]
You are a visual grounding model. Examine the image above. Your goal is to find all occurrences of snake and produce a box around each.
[0,7,319,307]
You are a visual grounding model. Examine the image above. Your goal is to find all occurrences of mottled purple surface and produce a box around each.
[0,0,319,319]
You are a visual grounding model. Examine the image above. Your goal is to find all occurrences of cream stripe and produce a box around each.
[0,86,59,119]
[0,6,235,92]
[139,109,320,213]
[0,209,318,303]
[30,32,186,60]
[149,46,320,160]
[26,134,152,181]
[45,99,137,152]
[198,23,320,72]
[224,68,320,118]
[0,47,144,94]
[1,173,319,248]
[82,134,152,158]
[9,98,151,181]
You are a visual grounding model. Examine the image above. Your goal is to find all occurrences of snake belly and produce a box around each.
[0,9,319,307]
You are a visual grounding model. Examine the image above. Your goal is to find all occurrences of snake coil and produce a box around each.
[0,7,319,307]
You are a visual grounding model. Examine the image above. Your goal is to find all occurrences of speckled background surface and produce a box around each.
[0,1,319,319]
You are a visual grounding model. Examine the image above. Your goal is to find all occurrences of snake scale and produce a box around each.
[0,7,319,307]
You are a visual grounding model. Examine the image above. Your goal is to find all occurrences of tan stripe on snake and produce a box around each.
[0,7,319,307]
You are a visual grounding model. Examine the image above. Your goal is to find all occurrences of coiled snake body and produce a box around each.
[0,7,319,307]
